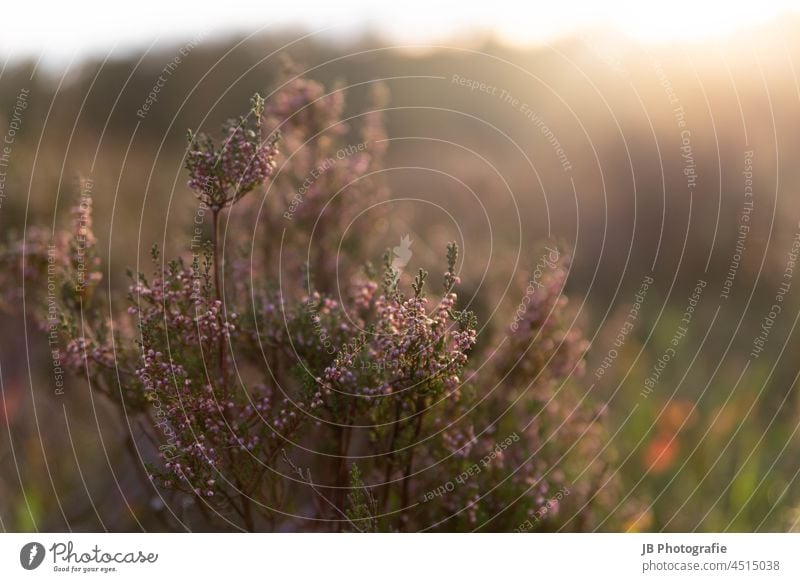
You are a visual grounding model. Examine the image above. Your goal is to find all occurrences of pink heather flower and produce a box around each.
[186,94,279,209]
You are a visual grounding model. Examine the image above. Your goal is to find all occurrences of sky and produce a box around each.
[3,0,800,66]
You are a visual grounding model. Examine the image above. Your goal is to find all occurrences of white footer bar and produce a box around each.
[1,533,798,581]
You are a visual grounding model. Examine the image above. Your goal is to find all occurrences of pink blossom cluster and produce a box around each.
[186,96,279,209]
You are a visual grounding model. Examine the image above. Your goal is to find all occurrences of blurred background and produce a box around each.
[3,0,800,531]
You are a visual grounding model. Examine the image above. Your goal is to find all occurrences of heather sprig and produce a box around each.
[185,93,279,210]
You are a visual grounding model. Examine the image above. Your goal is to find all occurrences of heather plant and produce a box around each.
[2,77,623,532]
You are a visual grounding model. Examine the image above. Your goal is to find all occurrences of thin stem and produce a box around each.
[211,207,228,393]
[237,477,256,532]
[399,406,425,530]
[380,399,402,511]
[282,450,365,533]
[333,423,352,530]
[219,489,252,531]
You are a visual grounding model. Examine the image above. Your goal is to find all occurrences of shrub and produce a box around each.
[3,77,622,532]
